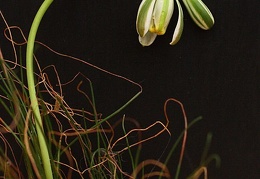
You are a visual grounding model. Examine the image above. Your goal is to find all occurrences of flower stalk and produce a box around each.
[26,0,53,178]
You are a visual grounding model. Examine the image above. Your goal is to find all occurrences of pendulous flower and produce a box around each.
[136,0,174,46]
[136,0,215,46]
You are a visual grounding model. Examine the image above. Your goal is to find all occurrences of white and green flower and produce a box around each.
[136,0,174,46]
[136,0,215,46]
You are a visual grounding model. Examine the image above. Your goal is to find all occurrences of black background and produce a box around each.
[1,0,259,178]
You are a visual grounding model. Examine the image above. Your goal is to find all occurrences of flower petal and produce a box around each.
[136,0,157,37]
[170,0,184,45]
[150,0,174,35]
[183,0,214,30]
[138,31,157,46]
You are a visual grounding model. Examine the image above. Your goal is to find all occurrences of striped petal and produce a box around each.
[150,0,174,35]
[136,0,156,37]
[170,0,184,45]
[182,0,214,30]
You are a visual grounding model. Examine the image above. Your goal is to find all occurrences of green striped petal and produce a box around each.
[136,0,156,37]
[149,0,174,35]
[170,0,184,45]
[183,0,214,30]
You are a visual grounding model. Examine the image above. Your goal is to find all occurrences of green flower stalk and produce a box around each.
[26,0,53,178]
[136,0,215,46]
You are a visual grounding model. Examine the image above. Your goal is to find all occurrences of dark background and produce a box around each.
[1,0,259,178]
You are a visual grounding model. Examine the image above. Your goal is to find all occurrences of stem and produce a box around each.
[26,0,53,179]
